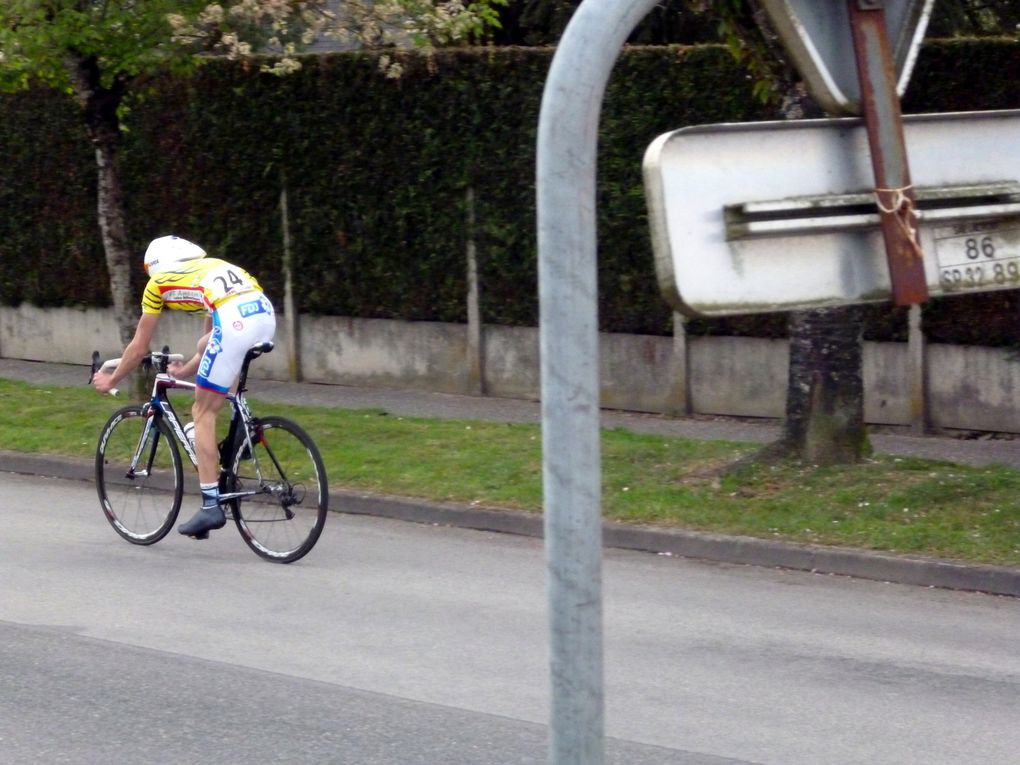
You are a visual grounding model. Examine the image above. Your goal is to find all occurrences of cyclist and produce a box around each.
[92,235,276,538]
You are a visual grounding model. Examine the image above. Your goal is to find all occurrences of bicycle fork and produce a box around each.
[126,411,161,480]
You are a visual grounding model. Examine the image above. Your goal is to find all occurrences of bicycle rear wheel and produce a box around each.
[227,416,328,563]
[96,405,183,545]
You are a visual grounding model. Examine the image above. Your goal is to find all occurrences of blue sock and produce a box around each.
[200,482,220,510]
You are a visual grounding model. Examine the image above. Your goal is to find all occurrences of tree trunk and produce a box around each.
[68,55,135,349]
[766,84,870,465]
[777,305,868,465]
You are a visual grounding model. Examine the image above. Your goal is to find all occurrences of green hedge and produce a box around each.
[0,88,105,306]
[1,40,1018,343]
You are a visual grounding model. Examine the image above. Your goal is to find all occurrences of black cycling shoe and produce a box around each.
[178,504,226,539]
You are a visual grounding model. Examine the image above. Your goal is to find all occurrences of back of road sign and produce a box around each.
[643,110,1020,317]
[759,0,934,115]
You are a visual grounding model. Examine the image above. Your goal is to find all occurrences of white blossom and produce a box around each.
[168,0,499,75]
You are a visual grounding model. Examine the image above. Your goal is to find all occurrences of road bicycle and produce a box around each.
[90,342,328,563]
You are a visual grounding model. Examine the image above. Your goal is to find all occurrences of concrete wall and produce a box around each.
[298,315,472,394]
[928,344,1020,433]
[689,336,788,419]
[0,303,292,381]
[3,304,1019,433]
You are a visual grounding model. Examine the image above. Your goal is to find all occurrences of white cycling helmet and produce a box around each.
[143,235,206,275]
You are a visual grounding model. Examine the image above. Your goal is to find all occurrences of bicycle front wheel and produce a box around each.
[96,405,183,545]
[228,416,328,563]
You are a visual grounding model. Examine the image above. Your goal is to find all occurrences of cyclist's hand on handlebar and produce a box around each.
[92,370,117,395]
[167,359,196,383]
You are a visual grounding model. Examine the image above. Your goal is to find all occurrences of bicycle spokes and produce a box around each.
[228,416,327,563]
[95,405,183,545]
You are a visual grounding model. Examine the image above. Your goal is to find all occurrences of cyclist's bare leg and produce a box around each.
[178,387,229,538]
[192,387,228,485]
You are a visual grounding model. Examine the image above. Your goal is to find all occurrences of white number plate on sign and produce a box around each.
[935,220,1020,293]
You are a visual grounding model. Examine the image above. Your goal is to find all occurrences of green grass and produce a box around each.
[2,377,1019,567]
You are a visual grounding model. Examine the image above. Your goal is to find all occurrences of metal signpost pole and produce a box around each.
[536,0,661,761]
[848,0,930,305]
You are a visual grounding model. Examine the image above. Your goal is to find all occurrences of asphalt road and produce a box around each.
[2,472,1019,765]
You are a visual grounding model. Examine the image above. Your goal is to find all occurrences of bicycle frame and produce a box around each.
[95,340,326,562]
[121,352,264,506]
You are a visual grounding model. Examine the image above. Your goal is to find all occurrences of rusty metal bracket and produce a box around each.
[849,0,929,305]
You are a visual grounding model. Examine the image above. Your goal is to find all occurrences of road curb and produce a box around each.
[4,450,1018,597]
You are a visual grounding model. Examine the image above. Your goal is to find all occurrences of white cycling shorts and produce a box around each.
[196,293,276,395]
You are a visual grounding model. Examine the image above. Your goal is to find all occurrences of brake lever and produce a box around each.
[89,350,119,396]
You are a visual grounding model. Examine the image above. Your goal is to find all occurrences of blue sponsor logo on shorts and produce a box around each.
[238,297,270,318]
[198,326,223,379]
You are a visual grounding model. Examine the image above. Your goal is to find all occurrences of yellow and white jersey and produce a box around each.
[141,258,262,316]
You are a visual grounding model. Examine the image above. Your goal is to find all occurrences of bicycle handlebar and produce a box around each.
[88,350,119,396]
[89,348,185,396]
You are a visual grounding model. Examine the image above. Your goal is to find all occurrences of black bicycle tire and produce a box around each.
[228,415,328,563]
[95,405,184,545]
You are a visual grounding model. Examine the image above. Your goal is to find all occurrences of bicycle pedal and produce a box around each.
[187,531,210,540]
